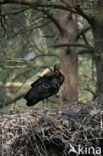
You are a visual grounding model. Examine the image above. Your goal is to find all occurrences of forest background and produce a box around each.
[1,0,102,112]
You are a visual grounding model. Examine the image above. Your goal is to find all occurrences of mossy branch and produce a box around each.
[50,42,94,51]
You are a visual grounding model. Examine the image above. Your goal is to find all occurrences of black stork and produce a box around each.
[24,65,65,106]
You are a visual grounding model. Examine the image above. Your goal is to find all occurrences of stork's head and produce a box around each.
[54,64,66,78]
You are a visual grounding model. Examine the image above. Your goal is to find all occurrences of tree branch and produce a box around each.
[37,8,63,35]
[78,49,94,55]
[1,6,31,16]
[1,1,95,26]
[2,1,72,11]
[75,6,94,26]
[76,25,91,40]
[84,85,96,99]
[50,42,94,52]
[82,34,90,45]
[0,81,26,88]
[1,1,80,15]
[0,91,27,108]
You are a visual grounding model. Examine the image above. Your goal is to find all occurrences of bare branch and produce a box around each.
[76,25,91,40]
[78,49,94,55]
[75,6,94,26]
[2,1,72,10]
[50,42,94,52]
[36,8,63,35]
[1,1,95,25]
[1,1,79,15]
[1,6,31,16]
[82,34,90,45]
[0,91,27,108]
[84,85,96,99]
[0,81,27,88]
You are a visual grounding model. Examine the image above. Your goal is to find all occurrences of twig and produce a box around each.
[75,98,87,105]
[84,85,96,98]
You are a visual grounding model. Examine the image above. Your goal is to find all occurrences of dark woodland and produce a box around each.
[0,0,103,156]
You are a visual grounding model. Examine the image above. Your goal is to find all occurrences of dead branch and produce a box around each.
[0,91,27,108]
[0,81,32,88]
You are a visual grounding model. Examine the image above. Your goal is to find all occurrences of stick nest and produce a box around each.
[1,97,103,156]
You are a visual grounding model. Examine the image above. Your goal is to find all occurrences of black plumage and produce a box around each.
[24,65,65,106]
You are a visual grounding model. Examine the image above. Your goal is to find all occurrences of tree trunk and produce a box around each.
[93,27,103,94]
[59,1,78,105]
[92,1,103,94]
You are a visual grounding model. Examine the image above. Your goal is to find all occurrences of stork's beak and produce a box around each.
[58,68,66,79]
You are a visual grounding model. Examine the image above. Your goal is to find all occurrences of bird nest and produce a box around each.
[1,102,103,156]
